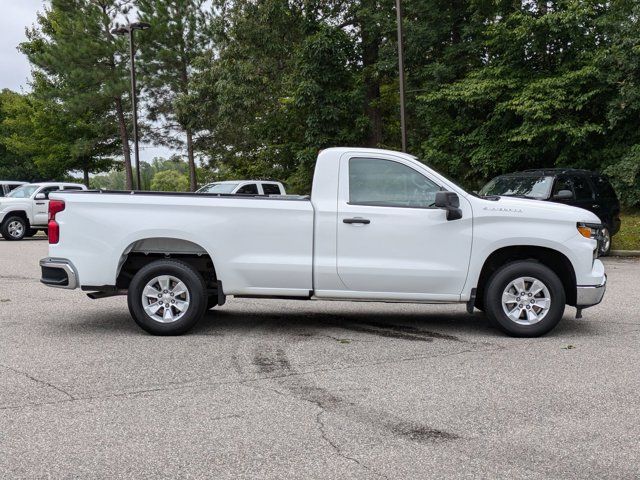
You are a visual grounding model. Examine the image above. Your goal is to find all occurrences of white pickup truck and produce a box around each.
[0,182,87,240]
[40,148,606,337]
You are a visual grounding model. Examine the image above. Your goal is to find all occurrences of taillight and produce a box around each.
[48,200,65,244]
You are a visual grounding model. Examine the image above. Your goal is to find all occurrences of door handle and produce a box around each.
[36,202,45,205]
[592,204,600,209]
[343,217,370,225]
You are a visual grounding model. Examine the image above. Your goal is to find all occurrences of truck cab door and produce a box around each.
[33,186,60,225]
[332,154,473,300]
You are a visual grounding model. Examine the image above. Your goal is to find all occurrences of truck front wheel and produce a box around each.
[484,261,566,337]
[1,216,27,241]
[127,259,208,335]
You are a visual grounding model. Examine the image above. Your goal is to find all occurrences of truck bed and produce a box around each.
[49,190,315,296]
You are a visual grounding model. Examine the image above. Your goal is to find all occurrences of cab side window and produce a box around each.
[236,184,258,195]
[64,186,84,191]
[552,176,573,197]
[572,176,594,201]
[349,158,440,208]
[39,186,61,199]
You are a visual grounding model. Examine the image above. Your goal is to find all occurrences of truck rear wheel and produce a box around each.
[484,261,565,337]
[1,216,27,241]
[127,259,208,335]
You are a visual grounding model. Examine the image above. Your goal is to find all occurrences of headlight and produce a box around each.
[577,222,602,240]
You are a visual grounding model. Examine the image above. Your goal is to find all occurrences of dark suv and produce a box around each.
[479,169,621,255]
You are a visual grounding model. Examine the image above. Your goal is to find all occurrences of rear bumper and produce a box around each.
[576,275,606,308]
[40,258,78,289]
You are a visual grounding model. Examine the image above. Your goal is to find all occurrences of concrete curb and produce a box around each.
[610,250,640,257]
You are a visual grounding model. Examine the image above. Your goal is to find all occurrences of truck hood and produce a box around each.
[473,195,601,224]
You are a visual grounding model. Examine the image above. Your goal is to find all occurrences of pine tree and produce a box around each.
[20,0,135,188]
[136,0,212,191]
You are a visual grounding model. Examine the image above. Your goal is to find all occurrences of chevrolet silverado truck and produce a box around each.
[39,148,606,337]
[0,182,87,240]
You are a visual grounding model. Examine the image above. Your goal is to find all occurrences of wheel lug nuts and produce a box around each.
[170,293,174,297]
[526,305,531,309]
[163,290,168,294]
[165,303,169,308]
[171,300,175,304]
[516,297,520,301]
[528,293,532,297]
[519,304,523,308]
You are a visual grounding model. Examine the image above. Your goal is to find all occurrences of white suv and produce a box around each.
[0,182,87,240]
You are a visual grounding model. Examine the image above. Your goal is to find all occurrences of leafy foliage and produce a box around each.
[136,0,212,190]
[5,0,640,206]
[19,0,135,187]
[150,169,189,191]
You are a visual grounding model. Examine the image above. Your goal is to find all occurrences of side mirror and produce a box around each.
[435,191,463,221]
[554,189,573,200]
[35,193,46,200]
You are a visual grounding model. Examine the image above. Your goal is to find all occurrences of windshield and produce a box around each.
[479,175,553,199]
[197,183,239,194]
[7,184,40,198]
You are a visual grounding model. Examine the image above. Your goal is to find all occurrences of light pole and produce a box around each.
[111,22,151,190]
[395,0,407,152]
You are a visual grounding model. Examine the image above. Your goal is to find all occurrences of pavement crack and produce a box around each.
[315,409,390,480]
[0,363,75,401]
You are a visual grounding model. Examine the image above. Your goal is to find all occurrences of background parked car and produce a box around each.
[0,181,27,197]
[479,169,621,255]
[0,182,87,240]
[197,180,286,196]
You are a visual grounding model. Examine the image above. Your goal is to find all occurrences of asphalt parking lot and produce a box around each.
[1,238,639,479]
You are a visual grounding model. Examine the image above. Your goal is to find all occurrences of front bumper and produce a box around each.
[40,258,78,289]
[576,275,606,308]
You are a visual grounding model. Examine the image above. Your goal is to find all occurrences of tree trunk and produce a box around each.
[114,96,134,190]
[83,164,90,188]
[97,3,133,190]
[186,128,197,191]
[361,17,382,148]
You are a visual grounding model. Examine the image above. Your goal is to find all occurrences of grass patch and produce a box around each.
[612,211,640,251]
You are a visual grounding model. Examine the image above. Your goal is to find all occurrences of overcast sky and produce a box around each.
[0,0,174,164]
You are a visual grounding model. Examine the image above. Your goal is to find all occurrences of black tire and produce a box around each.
[25,228,38,238]
[1,216,27,241]
[127,259,208,335]
[484,261,566,337]
[599,226,611,256]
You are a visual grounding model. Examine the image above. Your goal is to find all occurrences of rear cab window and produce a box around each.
[261,183,282,195]
[591,175,617,200]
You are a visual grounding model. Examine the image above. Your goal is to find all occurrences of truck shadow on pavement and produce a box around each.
[0,237,48,242]
[53,305,599,340]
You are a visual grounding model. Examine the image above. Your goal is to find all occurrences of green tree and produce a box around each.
[415,0,640,206]
[150,169,189,191]
[136,0,211,191]
[20,0,135,188]
[0,90,40,181]
[1,89,116,185]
